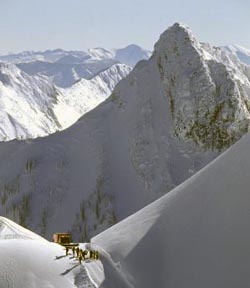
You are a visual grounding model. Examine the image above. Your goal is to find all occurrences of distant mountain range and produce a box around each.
[0,45,151,88]
[0,23,250,242]
[223,44,250,65]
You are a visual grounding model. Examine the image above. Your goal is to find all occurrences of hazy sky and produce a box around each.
[0,0,249,53]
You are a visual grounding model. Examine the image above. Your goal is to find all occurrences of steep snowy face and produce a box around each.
[0,63,131,140]
[154,23,250,150]
[56,63,132,128]
[0,23,249,242]
[0,63,62,141]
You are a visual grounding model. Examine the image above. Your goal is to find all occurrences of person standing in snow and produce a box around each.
[76,247,80,258]
[65,246,69,256]
[82,250,88,260]
[79,252,83,264]
[72,247,75,257]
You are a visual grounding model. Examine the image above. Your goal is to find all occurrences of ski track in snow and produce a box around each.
[74,266,95,288]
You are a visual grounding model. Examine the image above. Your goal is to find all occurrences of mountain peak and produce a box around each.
[154,22,198,55]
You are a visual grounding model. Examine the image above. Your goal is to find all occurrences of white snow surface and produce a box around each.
[0,63,131,141]
[92,132,250,288]
[0,217,46,241]
[58,63,131,127]
[0,217,97,288]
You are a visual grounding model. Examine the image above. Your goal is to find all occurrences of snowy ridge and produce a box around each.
[61,63,131,117]
[0,63,62,141]
[0,63,131,140]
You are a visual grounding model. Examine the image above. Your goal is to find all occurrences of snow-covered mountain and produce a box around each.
[114,44,152,67]
[17,58,118,88]
[0,49,90,64]
[0,46,151,66]
[2,131,250,288]
[0,63,63,140]
[0,63,131,141]
[0,45,151,87]
[0,23,250,241]
[222,44,250,65]
[58,63,132,128]
[92,132,250,288]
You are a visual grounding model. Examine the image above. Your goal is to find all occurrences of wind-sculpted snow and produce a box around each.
[92,133,250,288]
[0,23,250,242]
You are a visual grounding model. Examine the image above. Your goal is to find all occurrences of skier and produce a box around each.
[72,247,75,257]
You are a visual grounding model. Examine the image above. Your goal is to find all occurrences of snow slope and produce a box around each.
[0,216,46,241]
[223,44,250,65]
[58,63,131,127]
[92,132,250,288]
[0,23,250,241]
[0,217,97,288]
[0,63,130,140]
[0,63,63,141]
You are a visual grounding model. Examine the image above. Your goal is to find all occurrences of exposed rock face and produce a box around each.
[155,23,250,150]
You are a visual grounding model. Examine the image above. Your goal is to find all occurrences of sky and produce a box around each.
[0,0,249,54]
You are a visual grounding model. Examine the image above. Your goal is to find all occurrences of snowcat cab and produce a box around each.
[53,233,71,245]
